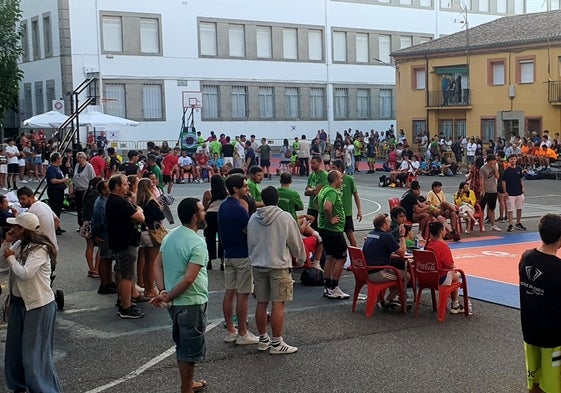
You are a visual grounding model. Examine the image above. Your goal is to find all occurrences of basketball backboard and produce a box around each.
[182,91,203,109]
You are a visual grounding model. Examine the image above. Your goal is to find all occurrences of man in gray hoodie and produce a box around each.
[248,186,306,354]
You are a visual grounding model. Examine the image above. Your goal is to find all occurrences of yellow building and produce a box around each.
[392,10,561,144]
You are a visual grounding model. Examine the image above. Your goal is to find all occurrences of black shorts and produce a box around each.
[344,216,354,232]
[318,229,347,259]
[480,192,498,211]
[260,159,270,168]
[163,174,173,183]
[7,163,18,174]
[354,155,362,162]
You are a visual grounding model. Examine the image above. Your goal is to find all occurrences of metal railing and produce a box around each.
[548,81,561,104]
[427,89,471,107]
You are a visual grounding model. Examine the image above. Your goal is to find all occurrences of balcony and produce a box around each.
[426,89,471,108]
[548,81,561,104]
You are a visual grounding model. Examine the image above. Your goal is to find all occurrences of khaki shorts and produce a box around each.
[224,258,253,294]
[507,194,524,212]
[253,267,294,302]
[524,342,561,393]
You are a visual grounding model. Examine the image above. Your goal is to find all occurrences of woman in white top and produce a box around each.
[3,213,61,392]
[202,174,228,270]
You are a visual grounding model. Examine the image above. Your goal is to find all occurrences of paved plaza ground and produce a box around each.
[0,169,560,392]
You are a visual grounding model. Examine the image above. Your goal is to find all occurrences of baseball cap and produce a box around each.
[6,213,40,232]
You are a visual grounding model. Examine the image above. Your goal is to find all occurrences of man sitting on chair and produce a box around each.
[362,213,409,309]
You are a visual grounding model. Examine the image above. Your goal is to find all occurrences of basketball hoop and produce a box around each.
[182,91,203,109]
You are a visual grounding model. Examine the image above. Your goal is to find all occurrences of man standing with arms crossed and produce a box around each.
[248,186,306,354]
[502,154,527,232]
[479,154,501,232]
[151,198,209,393]
[318,170,350,299]
[219,174,259,345]
[106,174,145,319]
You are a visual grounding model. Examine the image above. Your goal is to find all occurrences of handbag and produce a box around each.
[79,220,92,239]
[149,221,169,245]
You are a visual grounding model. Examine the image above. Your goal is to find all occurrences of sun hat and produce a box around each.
[6,213,40,232]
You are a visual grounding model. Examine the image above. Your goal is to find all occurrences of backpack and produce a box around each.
[300,268,324,286]
[378,175,392,187]
[284,148,292,159]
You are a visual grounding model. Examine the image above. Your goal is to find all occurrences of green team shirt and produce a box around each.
[247,179,262,202]
[277,186,304,220]
[353,140,363,156]
[150,164,164,189]
[341,174,357,216]
[317,185,345,233]
[209,140,222,156]
[306,170,328,211]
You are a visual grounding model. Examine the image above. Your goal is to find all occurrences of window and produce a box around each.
[256,26,272,58]
[414,68,426,90]
[514,1,524,14]
[439,120,453,138]
[420,0,432,6]
[519,59,534,84]
[310,87,325,119]
[31,19,40,59]
[455,119,466,138]
[419,37,431,44]
[379,89,393,119]
[46,80,55,109]
[24,83,32,119]
[378,35,391,63]
[102,16,123,52]
[283,28,298,59]
[356,33,369,63]
[285,87,299,119]
[143,84,163,120]
[258,87,275,119]
[489,61,505,85]
[43,14,52,57]
[202,85,219,119]
[308,29,323,61]
[34,82,44,115]
[481,118,496,141]
[497,0,507,13]
[229,25,245,57]
[333,31,347,62]
[412,120,426,135]
[400,36,412,49]
[231,86,248,119]
[334,88,348,119]
[400,0,412,4]
[103,83,126,118]
[140,18,160,54]
[357,89,370,119]
[21,21,29,62]
[199,22,217,56]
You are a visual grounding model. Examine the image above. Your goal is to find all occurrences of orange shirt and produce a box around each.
[520,145,530,155]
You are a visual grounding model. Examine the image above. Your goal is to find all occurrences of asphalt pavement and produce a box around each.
[1,170,560,392]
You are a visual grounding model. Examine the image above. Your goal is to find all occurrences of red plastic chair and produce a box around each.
[348,246,406,317]
[412,249,469,322]
[456,202,484,233]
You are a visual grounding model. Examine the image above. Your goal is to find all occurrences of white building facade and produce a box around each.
[17,0,558,142]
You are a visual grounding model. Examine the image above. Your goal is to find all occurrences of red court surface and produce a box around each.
[452,241,540,285]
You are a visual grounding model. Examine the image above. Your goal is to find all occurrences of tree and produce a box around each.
[0,0,24,143]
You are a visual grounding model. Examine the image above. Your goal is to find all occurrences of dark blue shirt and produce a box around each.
[46,165,66,190]
[218,197,249,258]
[246,149,256,168]
[502,165,524,196]
[362,229,399,267]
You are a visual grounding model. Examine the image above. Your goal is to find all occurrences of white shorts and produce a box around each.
[18,159,25,167]
[224,157,234,166]
[0,164,7,174]
[507,194,524,212]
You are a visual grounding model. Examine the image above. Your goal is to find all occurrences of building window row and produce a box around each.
[21,79,56,118]
[199,19,324,62]
[201,83,394,121]
[486,57,535,86]
[20,13,53,62]
[103,80,165,121]
[332,0,433,8]
[101,12,162,55]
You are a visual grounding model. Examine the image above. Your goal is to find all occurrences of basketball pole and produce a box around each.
[177,106,195,148]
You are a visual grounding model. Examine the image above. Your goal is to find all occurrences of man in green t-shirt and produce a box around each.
[331,158,363,247]
[353,137,364,173]
[304,156,328,229]
[209,138,222,157]
[317,170,349,300]
[247,166,265,208]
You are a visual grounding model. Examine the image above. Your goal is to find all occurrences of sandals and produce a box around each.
[193,379,208,392]
[87,271,100,278]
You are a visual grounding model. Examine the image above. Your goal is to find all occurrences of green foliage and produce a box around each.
[0,0,24,125]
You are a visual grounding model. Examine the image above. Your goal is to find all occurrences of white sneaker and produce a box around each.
[258,336,271,351]
[224,328,238,343]
[235,330,259,345]
[491,225,502,232]
[1,187,7,191]
[21,180,28,184]
[269,339,298,355]
[327,286,350,300]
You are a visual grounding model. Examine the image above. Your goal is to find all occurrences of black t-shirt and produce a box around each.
[362,229,399,267]
[400,190,418,222]
[519,248,561,347]
[502,166,524,196]
[118,162,139,176]
[222,144,234,157]
[106,193,139,250]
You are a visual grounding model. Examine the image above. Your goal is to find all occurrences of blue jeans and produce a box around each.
[5,296,61,393]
